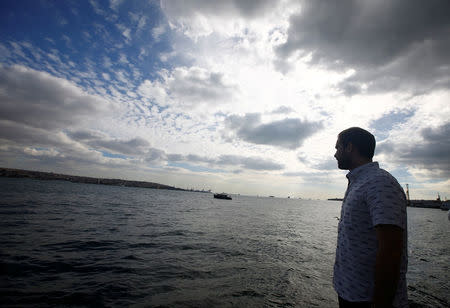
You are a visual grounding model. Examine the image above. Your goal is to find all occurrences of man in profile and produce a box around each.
[333,127,408,308]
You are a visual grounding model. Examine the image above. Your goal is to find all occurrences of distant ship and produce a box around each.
[214,193,232,200]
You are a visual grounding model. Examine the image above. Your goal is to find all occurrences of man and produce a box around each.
[333,127,408,308]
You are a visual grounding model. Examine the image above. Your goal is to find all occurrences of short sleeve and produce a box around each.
[366,174,407,229]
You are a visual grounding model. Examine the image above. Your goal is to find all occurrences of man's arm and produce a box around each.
[372,224,403,308]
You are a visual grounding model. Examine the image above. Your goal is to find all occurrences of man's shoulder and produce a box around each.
[351,164,404,196]
[374,167,401,184]
[364,165,397,182]
[365,168,406,199]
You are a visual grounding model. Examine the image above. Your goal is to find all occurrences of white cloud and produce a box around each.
[275,0,450,94]
[139,1,450,197]
[116,24,131,42]
[0,43,11,60]
[158,51,176,62]
[137,79,168,105]
[138,66,236,109]
[168,153,284,171]
[103,56,113,68]
[137,16,147,31]
[377,117,450,179]
[90,0,107,16]
[9,42,27,59]
[161,0,295,40]
[118,53,128,64]
[24,147,61,157]
[109,0,124,11]
[152,24,166,41]
[2,1,449,198]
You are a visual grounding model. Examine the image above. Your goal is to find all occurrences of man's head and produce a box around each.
[334,127,376,170]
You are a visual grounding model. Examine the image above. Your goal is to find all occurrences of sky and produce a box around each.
[1,0,449,199]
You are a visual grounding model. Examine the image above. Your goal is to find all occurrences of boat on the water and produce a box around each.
[214,193,232,200]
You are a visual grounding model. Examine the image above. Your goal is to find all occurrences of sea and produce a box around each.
[0,177,449,307]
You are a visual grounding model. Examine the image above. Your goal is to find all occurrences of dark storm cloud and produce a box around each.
[0,65,113,130]
[276,0,450,94]
[0,120,65,147]
[0,122,136,169]
[68,129,108,141]
[0,121,155,161]
[0,65,149,166]
[377,123,450,177]
[224,113,322,149]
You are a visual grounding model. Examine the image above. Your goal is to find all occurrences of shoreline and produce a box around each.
[0,167,193,192]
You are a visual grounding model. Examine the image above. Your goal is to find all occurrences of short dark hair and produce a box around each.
[338,127,376,159]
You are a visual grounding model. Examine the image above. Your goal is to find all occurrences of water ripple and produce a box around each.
[0,178,448,307]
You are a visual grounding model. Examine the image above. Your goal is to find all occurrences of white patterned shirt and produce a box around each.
[333,162,408,307]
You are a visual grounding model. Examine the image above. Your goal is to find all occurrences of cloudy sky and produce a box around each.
[1,0,449,199]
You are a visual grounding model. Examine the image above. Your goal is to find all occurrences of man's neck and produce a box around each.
[349,159,372,171]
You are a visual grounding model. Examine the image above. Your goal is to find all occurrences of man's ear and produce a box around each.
[344,142,353,153]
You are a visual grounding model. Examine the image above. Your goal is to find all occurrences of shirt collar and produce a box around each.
[346,162,379,182]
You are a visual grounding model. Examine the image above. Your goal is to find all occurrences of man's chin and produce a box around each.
[337,162,348,170]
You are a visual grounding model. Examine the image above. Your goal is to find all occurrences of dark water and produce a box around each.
[0,178,448,307]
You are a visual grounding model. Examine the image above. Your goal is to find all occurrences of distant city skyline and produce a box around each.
[1,1,449,199]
